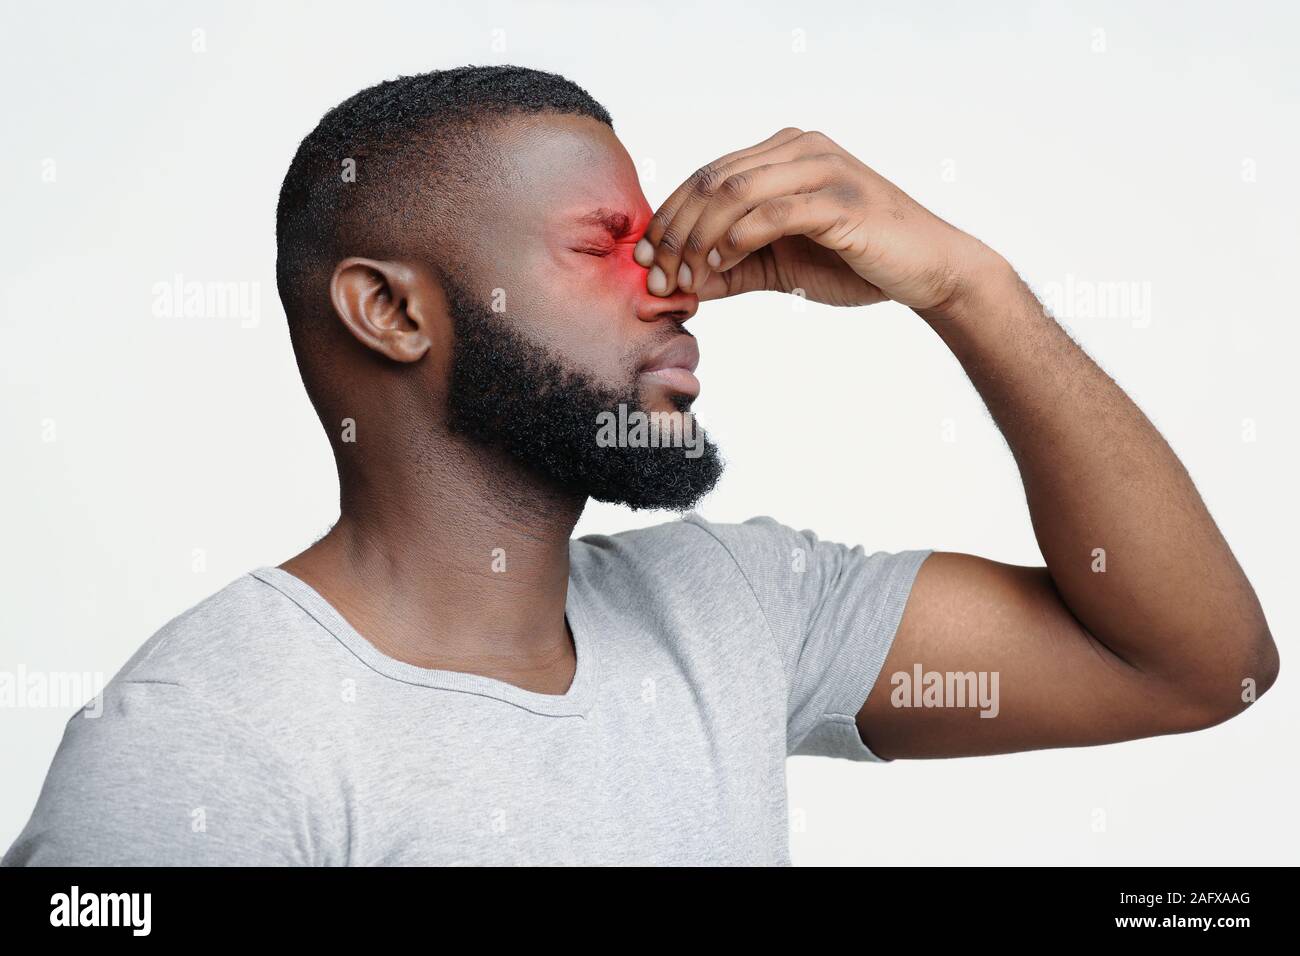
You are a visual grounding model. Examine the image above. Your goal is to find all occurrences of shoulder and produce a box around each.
[568,513,816,642]
[570,512,838,601]
[2,572,340,865]
[109,569,347,715]
[570,512,804,575]
[2,674,319,865]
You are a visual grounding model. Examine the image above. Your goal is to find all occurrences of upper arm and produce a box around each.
[684,514,932,761]
[3,681,318,866]
[855,551,1227,759]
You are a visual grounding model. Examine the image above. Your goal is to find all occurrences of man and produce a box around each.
[4,65,1278,866]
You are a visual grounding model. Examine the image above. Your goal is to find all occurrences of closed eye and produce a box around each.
[572,236,638,258]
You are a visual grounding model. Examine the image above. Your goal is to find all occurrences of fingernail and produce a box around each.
[647,265,667,295]
[634,238,654,267]
[677,262,692,291]
[707,247,722,269]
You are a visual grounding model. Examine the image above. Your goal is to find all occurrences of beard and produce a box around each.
[441,275,724,511]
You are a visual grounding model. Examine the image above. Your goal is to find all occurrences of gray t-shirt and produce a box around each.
[4,513,930,866]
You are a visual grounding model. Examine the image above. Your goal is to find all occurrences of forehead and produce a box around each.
[480,114,650,236]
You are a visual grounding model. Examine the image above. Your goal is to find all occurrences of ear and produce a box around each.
[329,257,439,363]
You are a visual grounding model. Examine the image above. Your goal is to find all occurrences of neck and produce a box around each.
[283,427,585,678]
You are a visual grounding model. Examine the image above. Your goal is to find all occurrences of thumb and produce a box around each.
[694,255,770,303]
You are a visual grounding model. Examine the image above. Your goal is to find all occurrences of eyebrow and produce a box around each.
[571,208,635,238]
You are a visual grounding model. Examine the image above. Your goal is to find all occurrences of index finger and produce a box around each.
[636,126,805,255]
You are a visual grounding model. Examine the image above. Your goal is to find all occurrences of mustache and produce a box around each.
[628,325,695,373]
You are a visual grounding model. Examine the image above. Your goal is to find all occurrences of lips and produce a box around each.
[641,335,700,374]
[639,335,701,398]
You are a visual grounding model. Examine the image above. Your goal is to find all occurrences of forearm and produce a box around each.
[916,256,1277,707]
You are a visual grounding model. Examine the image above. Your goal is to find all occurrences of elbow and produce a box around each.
[1174,621,1279,733]
[1254,626,1281,698]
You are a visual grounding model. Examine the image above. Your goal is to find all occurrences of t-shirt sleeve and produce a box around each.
[2,680,319,866]
[688,514,932,762]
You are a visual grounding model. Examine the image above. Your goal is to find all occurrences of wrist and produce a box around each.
[918,243,1023,326]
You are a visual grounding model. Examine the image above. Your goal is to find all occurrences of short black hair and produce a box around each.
[275,65,613,328]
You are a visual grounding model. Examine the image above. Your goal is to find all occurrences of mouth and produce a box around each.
[639,335,701,399]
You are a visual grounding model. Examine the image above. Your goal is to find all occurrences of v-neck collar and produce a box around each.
[250,565,599,718]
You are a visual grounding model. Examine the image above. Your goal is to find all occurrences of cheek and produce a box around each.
[578,247,649,294]
[606,252,651,290]
[531,258,645,381]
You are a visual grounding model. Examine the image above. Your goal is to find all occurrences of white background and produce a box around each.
[2,0,1297,865]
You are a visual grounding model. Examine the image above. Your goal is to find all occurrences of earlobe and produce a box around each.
[329,257,433,363]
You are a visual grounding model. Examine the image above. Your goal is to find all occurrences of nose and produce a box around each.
[634,283,698,325]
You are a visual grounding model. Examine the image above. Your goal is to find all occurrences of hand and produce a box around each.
[634,127,1007,315]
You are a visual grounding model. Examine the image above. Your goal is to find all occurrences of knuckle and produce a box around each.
[718,170,752,202]
[658,227,684,255]
[689,163,715,183]
[723,221,745,249]
[819,150,851,172]
[684,229,709,255]
[692,165,728,197]
[760,198,791,226]
[646,210,670,240]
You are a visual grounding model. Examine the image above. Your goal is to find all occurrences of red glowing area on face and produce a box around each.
[567,207,653,288]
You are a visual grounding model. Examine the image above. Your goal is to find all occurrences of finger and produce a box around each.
[639,127,805,253]
[642,132,851,297]
[677,154,848,294]
[639,130,813,295]
[711,189,849,274]
[637,128,807,293]
[691,256,768,302]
